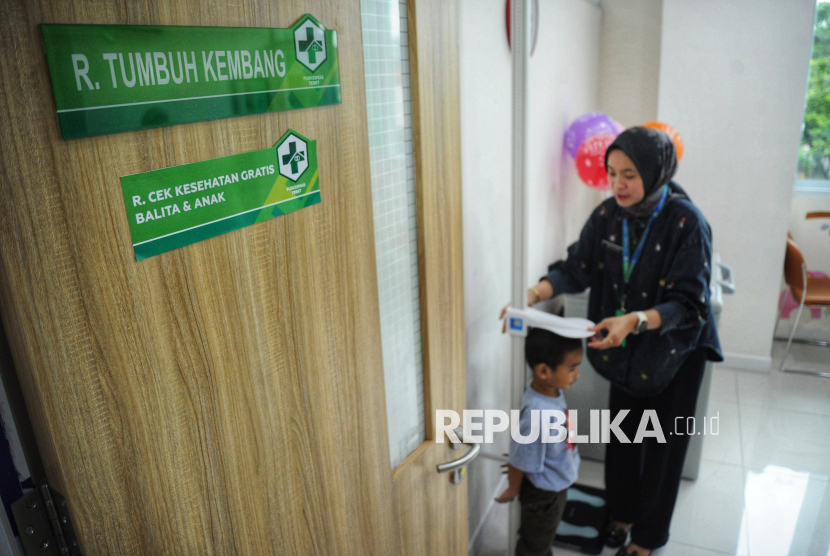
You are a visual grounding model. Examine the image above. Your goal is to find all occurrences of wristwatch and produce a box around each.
[633,311,649,334]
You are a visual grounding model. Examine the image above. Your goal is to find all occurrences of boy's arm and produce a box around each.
[497,406,544,503]
[494,464,524,503]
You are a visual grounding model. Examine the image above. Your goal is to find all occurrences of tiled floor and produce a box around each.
[474,341,830,556]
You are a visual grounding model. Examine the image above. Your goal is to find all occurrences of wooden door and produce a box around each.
[389,1,467,554]
[0,0,465,555]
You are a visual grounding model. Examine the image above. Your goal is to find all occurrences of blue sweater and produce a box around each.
[508,383,579,492]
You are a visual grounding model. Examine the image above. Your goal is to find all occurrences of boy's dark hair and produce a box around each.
[525,327,583,371]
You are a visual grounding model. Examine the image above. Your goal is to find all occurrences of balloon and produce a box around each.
[576,133,616,189]
[642,121,684,161]
[564,112,620,158]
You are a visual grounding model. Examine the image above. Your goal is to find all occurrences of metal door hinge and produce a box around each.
[11,484,82,555]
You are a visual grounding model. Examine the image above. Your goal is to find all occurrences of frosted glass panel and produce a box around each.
[360,0,425,469]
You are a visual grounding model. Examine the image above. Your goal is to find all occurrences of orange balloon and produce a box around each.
[642,121,684,162]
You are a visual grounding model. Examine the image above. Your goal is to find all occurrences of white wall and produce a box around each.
[526,2,606,284]
[459,2,513,547]
[597,0,662,128]
[657,0,815,368]
[459,0,601,552]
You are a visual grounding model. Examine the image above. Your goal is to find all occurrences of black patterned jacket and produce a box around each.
[545,196,723,397]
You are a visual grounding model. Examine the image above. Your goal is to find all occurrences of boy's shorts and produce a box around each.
[516,476,568,556]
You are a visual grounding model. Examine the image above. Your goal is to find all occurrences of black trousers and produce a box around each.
[515,476,568,556]
[604,349,707,549]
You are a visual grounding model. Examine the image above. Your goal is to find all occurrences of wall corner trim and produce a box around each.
[468,474,509,556]
[720,352,773,372]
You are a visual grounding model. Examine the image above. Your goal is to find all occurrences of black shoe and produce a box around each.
[603,524,628,548]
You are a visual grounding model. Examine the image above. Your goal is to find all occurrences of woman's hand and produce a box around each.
[587,314,638,350]
[499,303,509,333]
[499,280,554,333]
[527,280,554,306]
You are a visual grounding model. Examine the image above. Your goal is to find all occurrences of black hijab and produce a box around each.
[604,126,689,218]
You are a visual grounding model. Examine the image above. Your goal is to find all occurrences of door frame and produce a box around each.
[387,1,467,554]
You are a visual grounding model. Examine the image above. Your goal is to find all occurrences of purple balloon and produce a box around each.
[564,112,622,158]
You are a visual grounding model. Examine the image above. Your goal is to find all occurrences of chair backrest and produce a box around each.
[784,237,806,297]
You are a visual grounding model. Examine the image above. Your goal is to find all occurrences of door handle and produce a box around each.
[436,428,481,484]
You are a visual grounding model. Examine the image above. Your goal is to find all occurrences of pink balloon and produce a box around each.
[575,133,616,189]
[565,112,620,158]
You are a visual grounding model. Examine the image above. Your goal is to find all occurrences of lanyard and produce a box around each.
[621,184,668,295]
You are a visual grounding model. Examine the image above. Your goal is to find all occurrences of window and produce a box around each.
[360,0,426,470]
[796,0,830,195]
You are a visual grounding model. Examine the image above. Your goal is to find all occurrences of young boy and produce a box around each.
[495,327,584,556]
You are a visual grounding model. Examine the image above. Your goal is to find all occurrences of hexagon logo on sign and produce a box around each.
[277,133,309,182]
[294,18,327,72]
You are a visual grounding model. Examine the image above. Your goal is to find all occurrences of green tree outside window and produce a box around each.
[799,0,830,179]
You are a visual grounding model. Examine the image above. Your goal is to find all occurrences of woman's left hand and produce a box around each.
[587,314,637,350]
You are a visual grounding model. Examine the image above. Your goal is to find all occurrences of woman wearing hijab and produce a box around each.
[529,127,722,556]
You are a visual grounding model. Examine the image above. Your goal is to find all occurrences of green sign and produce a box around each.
[120,129,319,260]
[42,15,340,139]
